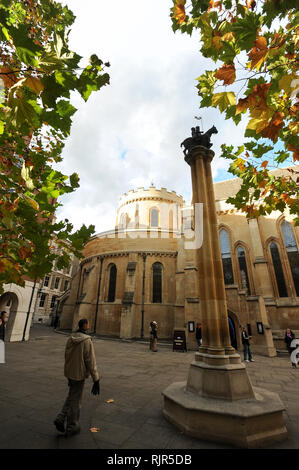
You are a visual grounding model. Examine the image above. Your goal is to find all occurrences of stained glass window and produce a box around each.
[270,242,288,297]
[108,264,117,302]
[219,229,234,285]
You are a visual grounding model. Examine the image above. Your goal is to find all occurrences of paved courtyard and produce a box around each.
[0,324,299,449]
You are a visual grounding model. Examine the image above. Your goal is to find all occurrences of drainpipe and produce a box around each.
[76,264,83,300]
[22,279,37,342]
[94,257,103,334]
[141,253,147,339]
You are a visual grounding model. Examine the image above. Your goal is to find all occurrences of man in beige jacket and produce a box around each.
[54,318,100,436]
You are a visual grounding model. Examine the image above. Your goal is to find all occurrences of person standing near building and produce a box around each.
[284,328,297,368]
[241,326,255,363]
[195,322,202,349]
[54,318,100,436]
[149,321,158,352]
[0,311,7,341]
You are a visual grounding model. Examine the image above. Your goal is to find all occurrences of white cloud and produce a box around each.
[56,0,245,233]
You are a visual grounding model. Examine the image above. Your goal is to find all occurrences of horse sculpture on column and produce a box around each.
[180,125,218,156]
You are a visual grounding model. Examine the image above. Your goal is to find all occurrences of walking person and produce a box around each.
[0,311,7,342]
[195,322,202,349]
[241,326,255,363]
[54,318,100,436]
[149,321,158,352]
[284,328,297,368]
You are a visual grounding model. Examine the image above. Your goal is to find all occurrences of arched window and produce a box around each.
[152,262,162,303]
[119,213,128,228]
[219,229,234,285]
[281,220,299,296]
[107,264,117,302]
[169,209,173,231]
[237,246,251,295]
[150,208,159,228]
[270,242,288,297]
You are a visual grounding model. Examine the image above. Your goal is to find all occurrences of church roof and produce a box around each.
[214,166,298,201]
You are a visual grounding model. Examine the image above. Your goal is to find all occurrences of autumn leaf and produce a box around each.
[24,76,44,94]
[287,144,299,162]
[214,63,236,85]
[246,0,256,10]
[261,111,284,141]
[211,91,236,112]
[173,0,186,25]
[249,36,268,70]
[0,67,17,89]
[212,34,223,51]
[18,246,32,260]
[106,399,114,404]
[89,427,100,433]
[261,160,268,169]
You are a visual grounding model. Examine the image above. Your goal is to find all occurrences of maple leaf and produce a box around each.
[0,67,18,89]
[18,246,32,260]
[24,76,44,94]
[260,111,284,141]
[173,0,186,25]
[249,36,268,70]
[214,63,236,85]
[246,0,256,10]
[287,144,299,162]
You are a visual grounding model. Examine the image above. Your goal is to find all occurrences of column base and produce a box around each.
[163,382,287,448]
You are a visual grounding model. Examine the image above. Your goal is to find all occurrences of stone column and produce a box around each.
[248,218,276,356]
[162,143,287,448]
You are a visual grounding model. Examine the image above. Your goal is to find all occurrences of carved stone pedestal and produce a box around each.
[163,351,287,448]
[163,381,287,448]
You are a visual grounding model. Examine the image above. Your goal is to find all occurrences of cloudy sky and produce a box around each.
[57,0,246,233]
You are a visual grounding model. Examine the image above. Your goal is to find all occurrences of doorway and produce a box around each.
[228,314,238,350]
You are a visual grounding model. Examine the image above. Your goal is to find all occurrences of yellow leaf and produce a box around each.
[211,92,236,112]
[246,117,269,133]
[89,427,100,433]
[24,76,44,94]
[23,194,39,211]
[278,73,297,95]
[222,32,235,42]
[173,0,186,24]
[106,399,114,404]
[212,35,223,51]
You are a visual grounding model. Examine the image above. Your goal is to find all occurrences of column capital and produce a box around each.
[184,146,215,166]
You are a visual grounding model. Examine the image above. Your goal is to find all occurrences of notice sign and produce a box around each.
[173,330,187,352]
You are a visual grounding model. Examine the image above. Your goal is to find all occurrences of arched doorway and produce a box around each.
[228,312,238,350]
[0,292,19,341]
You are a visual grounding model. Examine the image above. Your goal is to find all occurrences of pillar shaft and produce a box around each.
[186,146,233,356]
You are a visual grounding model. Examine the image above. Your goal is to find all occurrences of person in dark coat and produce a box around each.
[241,326,254,363]
[0,311,7,342]
[195,323,202,349]
[284,328,297,368]
[149,321,158,352]
[228,317,237,350]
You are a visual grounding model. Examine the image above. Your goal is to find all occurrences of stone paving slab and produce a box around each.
[0,324,299,449]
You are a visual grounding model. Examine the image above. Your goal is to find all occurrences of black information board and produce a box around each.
[173,330,187,352]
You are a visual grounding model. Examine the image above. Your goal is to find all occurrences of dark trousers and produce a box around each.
[243,343,252,361]
[56,379,85,432]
